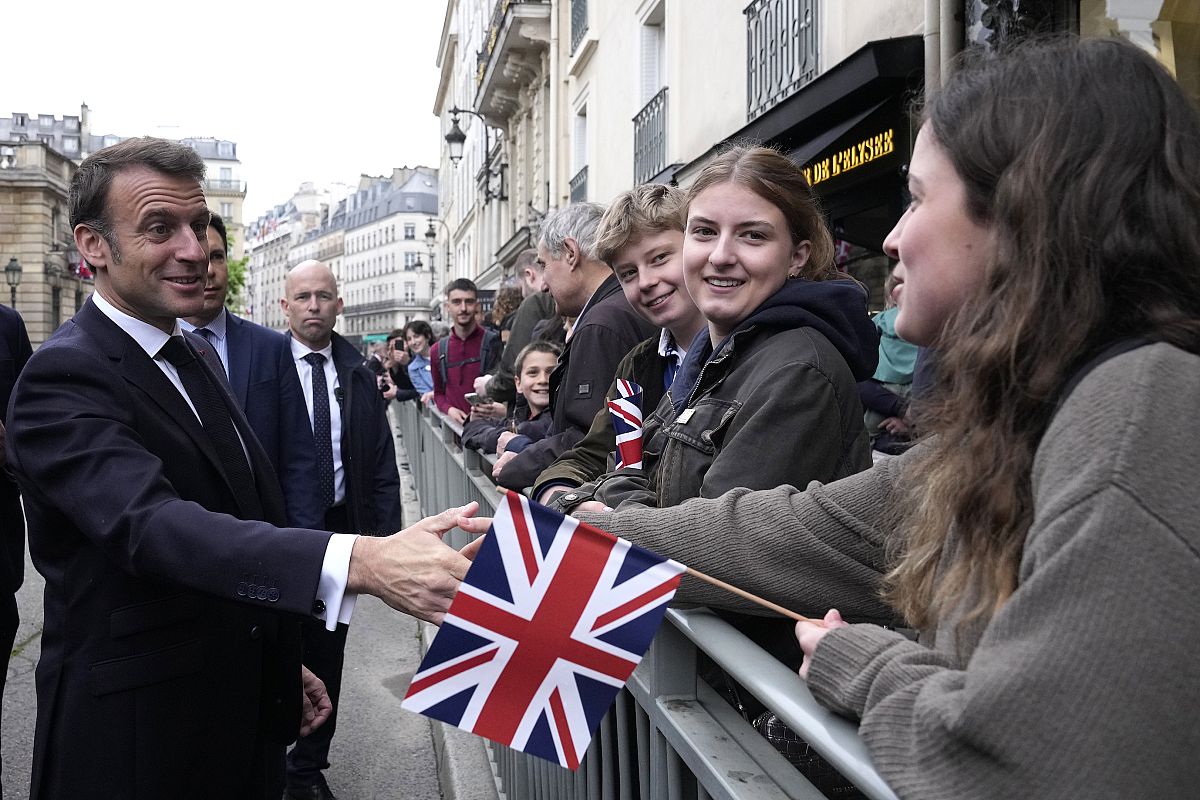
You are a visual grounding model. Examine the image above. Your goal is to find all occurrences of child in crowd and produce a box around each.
[482,37,1200,798]
[461,341,561,454]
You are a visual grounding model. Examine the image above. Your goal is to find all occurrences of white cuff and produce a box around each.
[316,533,359,631]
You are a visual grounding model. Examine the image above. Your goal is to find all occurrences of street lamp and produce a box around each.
[5,257,21,307]
[444,116,468,165]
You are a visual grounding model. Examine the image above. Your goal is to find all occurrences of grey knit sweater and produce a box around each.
[580,343,1200,798]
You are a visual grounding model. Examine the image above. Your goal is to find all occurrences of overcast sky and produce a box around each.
[6,0,448,221]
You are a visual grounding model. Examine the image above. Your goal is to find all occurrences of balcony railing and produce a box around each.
[203,178,247,193]
[569,165,588,203]
[633,87,668,185]
[570,0,588,54]
[393,401,899,800]
[744,0,819,121]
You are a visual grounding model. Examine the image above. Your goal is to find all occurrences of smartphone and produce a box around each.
[465,392,487,406]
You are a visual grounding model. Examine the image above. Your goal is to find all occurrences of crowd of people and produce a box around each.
[0,34,1197,800]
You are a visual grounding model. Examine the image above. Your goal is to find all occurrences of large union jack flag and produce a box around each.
[608,379,644,470]
[401,490,685,769]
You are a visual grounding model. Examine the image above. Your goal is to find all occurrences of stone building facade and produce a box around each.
[0,141,92,346]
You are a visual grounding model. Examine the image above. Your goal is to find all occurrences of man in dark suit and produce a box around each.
[181,214,320,526]
[280,260,403,800]
[5,137,474,800]
[0,303,31,785]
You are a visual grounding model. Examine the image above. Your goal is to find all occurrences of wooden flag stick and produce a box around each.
[684,566,815,623]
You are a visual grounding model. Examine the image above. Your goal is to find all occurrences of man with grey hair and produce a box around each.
[493,203,656,491]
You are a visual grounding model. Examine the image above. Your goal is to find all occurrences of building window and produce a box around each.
[221,202,232,218]
[218,141,234,157]
[404,223,415,240]
[404,252,418,270]
[404,282,416,303]
[39,115,54,128]
[63,137,79,154]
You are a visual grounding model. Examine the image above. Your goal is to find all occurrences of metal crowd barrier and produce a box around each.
[393,400,898,800]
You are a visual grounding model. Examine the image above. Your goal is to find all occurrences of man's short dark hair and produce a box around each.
[208,213,228,254]
[70,137,207,252]
[445,278,478,298]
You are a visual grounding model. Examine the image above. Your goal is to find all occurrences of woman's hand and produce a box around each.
[796,608,848,679]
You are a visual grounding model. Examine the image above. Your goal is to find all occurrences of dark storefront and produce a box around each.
[677,36,924,309]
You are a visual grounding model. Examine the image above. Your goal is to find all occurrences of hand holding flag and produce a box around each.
[608,379,644,470]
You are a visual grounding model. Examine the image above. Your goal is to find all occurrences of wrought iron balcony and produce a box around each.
[633,88,668,186]
[570,0,588,54]
[569,165,588,203]
[744,0,819,121]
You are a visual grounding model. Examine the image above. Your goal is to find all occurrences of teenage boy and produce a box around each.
[530,184,706,504]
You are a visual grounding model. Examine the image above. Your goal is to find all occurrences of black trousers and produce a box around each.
[286,505,351,789]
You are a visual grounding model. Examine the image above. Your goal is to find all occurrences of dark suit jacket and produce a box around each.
[224,311,318,528]
[0,305,32,597]
[284,332,403,535]
[497,275,656,491]
[7,299,333,799]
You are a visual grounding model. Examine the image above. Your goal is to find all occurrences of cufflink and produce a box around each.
[313,599,326,615]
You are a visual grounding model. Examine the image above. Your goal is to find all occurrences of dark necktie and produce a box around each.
[304,352,336,510]
[159,336,262,518]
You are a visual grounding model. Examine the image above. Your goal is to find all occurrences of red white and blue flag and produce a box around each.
[607,379,644,470]
[401,491,685,769]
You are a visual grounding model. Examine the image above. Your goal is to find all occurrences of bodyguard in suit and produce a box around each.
[0,303,31,784]
[4,137,475,800]
[180,214,320,525]
[280,260,402,800]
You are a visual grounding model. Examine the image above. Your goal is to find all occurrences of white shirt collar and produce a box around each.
[658,328,687,360]
[92,291,180,359]
[180,307,228,341]
[290,336,334,363]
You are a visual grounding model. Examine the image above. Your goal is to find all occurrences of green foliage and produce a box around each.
[223,230,249,310]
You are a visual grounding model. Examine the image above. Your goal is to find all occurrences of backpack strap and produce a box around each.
[437,335,451,387]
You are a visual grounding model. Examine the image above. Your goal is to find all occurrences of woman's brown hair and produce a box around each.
[886,37,1200,632]
[685,145,838,280]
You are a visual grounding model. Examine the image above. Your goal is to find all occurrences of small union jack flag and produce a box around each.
[608,379,644,470]
[401,491,685,769]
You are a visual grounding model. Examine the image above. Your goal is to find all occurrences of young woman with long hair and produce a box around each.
[464,36,1200,796]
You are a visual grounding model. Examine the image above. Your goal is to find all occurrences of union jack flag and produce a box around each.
[401,491,685,769]
[608,379,644,470]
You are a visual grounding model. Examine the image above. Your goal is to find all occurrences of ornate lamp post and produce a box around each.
[4,257,21,307]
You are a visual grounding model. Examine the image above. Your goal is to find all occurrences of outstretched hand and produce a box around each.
[796,608,848,679]
[347,502,480,624]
